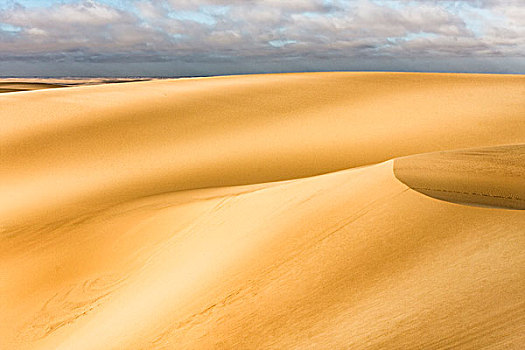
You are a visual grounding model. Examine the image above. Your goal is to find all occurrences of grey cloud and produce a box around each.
[0,0,523,75]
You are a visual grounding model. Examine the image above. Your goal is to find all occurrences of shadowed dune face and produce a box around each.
[394,144,525,209]
[1,73,524,349]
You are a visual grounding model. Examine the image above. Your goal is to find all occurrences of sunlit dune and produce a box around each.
[1,72,524,349]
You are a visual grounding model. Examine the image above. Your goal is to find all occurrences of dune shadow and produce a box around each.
[393,144,525,210]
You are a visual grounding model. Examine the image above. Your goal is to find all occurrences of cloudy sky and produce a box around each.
[0,0,524,76]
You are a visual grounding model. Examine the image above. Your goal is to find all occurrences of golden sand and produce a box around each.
[394,144,525,209]
[1,72,524,349]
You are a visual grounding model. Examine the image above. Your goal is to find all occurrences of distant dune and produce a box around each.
[1,72,524,349]
[0,82,67,94]
[0,78,153,94]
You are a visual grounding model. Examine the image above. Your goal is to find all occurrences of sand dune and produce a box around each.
[2,72,524,228]
[1,72,524,349]
[394,144,525,209]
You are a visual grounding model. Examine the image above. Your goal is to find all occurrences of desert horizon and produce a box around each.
[2,0,524,348]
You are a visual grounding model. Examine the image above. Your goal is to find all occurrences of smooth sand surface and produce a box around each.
[394,144,525,209]
[1,72,524,349]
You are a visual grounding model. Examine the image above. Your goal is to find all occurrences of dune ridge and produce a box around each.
[1,72,524,349]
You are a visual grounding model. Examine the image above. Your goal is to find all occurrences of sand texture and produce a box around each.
[1,72,524,349]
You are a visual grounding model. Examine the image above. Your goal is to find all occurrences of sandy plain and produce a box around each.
[0,72,524,349]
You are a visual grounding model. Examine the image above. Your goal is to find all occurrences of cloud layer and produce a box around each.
[0,0,524,75]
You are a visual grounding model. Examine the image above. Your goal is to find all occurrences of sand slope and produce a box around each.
[1,72,524,349]
[394,144,525,209]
